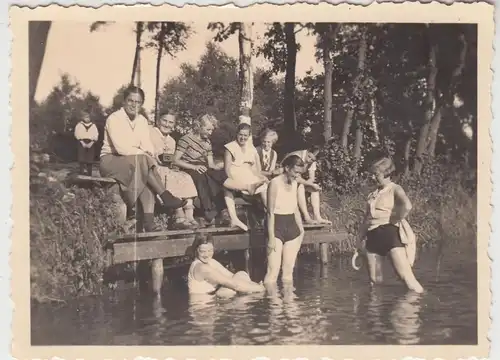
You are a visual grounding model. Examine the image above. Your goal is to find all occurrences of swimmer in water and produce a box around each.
[187,234,265,297]
[264,154,305,285]
[356,157,424,293]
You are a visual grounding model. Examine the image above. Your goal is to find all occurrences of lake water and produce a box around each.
[31,242,477,345]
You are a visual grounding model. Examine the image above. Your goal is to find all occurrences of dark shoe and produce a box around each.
[160,191,188,210]
[170,220,195,230]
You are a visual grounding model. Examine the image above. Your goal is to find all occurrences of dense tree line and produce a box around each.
[30,22,476,191]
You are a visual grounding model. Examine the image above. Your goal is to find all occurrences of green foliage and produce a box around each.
[30,177,123,303]
[30,74,106,161]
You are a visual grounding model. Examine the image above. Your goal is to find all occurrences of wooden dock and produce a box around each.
[69,173,349,294]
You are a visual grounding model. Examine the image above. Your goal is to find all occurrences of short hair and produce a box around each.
[282,154,305,170]
[260,128,278,144]
[191,233,214,257]
[160,111,176,118]
[193,114,218,133]
[237,123,252,133]
[123,85,145,104]
[370,157,396,177]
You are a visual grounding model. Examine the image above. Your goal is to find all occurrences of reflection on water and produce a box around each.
[31,244,477,345]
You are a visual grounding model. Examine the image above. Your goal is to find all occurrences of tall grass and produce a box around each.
[30,162,476,303]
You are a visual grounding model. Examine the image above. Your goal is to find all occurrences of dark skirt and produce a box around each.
[366,223,405,256]
[99,154,157,207]
[77,142,95,164]
[184,168,228,221]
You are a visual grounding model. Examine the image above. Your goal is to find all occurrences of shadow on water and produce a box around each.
[31,241,477,346]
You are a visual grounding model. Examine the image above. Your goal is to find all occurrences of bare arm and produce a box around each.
[199,264,264,293]
[209,259,235,278]
[391,185,412,223]
[173,149,199,171]
[223,149,233,175]
[267,179,279,250]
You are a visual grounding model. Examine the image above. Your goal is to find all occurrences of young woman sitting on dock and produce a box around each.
[256,128,280,179]
[173,114,266,228]
[188,234,266,297]
[280,146,332,225]
[99,86,187,233]
[356,157,424,293]
[149,112,199,230]
[264,154,305,285]
[223,123,269,231]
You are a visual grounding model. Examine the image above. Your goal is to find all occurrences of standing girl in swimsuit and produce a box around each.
[356,157,424,293]
[264,154,305,285]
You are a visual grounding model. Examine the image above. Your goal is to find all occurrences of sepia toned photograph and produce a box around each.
[10,2,493,359]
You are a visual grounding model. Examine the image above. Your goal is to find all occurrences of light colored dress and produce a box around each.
[149,126,198,199]
[224,140,267,195]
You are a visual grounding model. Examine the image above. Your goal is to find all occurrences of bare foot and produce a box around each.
[316,217,332,225]
[230,219,249,232]
[304,218,319,225]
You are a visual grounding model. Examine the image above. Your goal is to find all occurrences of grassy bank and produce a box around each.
[30,163,476,303]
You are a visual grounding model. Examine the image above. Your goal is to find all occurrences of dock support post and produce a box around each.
[244,248,251,275]
[320,243,329,264]
[151,258,164,295]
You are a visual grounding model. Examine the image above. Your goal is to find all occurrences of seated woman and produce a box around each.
[149,112,199,230]
[256,128,280,179]
[280,146,331,225]
[223,123,269,231]
[188,233,265,297]
[173,114,266,228]
[99,85,186,233]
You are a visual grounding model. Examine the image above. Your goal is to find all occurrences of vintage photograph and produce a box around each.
[10,2,493,358]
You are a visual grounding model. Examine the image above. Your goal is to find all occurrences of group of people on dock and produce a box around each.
[80,85,423,297]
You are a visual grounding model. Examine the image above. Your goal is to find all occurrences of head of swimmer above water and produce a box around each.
[193,234,215,264]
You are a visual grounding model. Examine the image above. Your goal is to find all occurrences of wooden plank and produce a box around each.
[111,229,348,264]
[110,222,333,243]
[67,174,117,184]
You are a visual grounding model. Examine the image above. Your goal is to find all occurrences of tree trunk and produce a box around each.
[426,33,468,159]
[238,22,254,120]
[29,21,51,107]
[154,22,167,126]
[284,22,298,151]
[323,24,339,143]
[413,29,438,174]
[370,98,379,143]
[403,137,412,176]
[130,22,144,86]
[425,107,443,158]
[354,122,363,159]
[341,27,367,149]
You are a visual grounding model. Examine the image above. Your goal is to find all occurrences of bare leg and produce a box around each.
[215,271,252,298]
[366,251,384,285]
[264,239,284,285]
[184,199,197,224]
[223,177,267,196]
[281,233,304,283]
[224,190,248,231]
[297,184,316,224]
[260,190,268,208]
[388,247,424,293]
[310,191,331,224]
